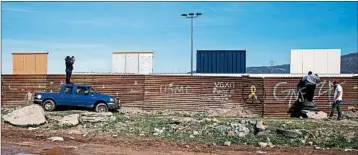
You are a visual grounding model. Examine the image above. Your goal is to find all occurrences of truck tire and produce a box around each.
[95,103,108,113]
[42,100,56,111]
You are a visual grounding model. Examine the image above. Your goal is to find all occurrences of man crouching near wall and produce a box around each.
[330,80,343,120]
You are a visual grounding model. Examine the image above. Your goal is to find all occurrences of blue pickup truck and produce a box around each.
[33,84,120,112]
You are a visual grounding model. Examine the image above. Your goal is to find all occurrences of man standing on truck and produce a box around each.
[65,56,75,84]
[302,71,320,102]
[330,80,343,120]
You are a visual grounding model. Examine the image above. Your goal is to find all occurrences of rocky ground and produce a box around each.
[1,105,358,155]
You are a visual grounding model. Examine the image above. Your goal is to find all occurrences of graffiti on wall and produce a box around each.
[273,80,346,107]
[129,81,150,94]
[159,83,191,94]
[241,83,265,104]
[212,82,235,100]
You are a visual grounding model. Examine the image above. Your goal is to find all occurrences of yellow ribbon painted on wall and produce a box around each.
[248,85,258,100]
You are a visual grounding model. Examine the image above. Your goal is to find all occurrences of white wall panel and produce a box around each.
[327,50,341,74]
[314,50,328,74]
[290,50,303,74]
[302,50,315,73]
[125,54,139,73]
[112,54,126,73]
[139,53,153,74]
[112,52,153,74]
[290,49,341,74]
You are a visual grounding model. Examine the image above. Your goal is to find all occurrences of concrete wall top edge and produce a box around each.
[113,52,153,54]
[12,52,49,55]
[2,73,358,77]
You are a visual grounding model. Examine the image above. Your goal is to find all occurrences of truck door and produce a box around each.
[58,85,75,106]
[75,86,94,107]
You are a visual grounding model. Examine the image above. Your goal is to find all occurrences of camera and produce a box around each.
[65,56,75,64]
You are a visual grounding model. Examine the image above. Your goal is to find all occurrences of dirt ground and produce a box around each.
[1,126,357,155]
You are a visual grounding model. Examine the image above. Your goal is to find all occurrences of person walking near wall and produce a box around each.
[302,71,320,102]
[330,80,343,120]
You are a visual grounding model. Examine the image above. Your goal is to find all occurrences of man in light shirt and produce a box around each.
[302,71,320,102]
[329,80,343,120]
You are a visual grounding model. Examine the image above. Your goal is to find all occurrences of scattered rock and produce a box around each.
[202,118,220,123]
[189,135,195,138]
[256,130,271,137]
[120,107,149,115]
[81,112,113,123]
[344,132,355,142]
[343,111,358,119]
[265,138,274,148]
[224,141,231,146]
[240,120,246,124]
[215,125,231,134]
[227,130,235,136]
[47,136,64,142]
[314,146,321,150]
[60,114,79,126]
[276,128,303,138]
[303,110,328,120]
[168,118,181,124]
[256,151,267,154]
[67,125,88,135]
[231,123,249,137]
[193,131,199,136]
[255,120,266,134]
[28,127,39,130]
[249,120,256,125]
[112,134,118,138]
[308,142,313,146]
[3,105,46,126]
[258,142,268,148]
[154,127,165,135]
[46,115,63,122]
[344,149,358,152]
[300,139,306,144]
[206,106,257,117]
[211,118,220,123]
[168,117,198,127]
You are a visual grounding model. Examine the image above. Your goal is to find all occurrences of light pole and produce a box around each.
[181,12,202,76]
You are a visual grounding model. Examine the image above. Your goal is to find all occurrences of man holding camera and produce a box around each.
[65,56,75,84]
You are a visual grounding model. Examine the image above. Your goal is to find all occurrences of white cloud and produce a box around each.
[2,7,36,13]
[60,18,143,28]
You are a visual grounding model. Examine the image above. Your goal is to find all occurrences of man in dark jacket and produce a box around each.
[65,56,75,84]
[302,71,320,102]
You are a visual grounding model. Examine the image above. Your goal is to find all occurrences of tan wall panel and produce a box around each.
[13,55,24,74]
[12,53,48,74]
[24,54,36,74]
[35,54,48,74]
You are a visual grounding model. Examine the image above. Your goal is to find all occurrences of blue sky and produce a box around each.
[1,1,357,74]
